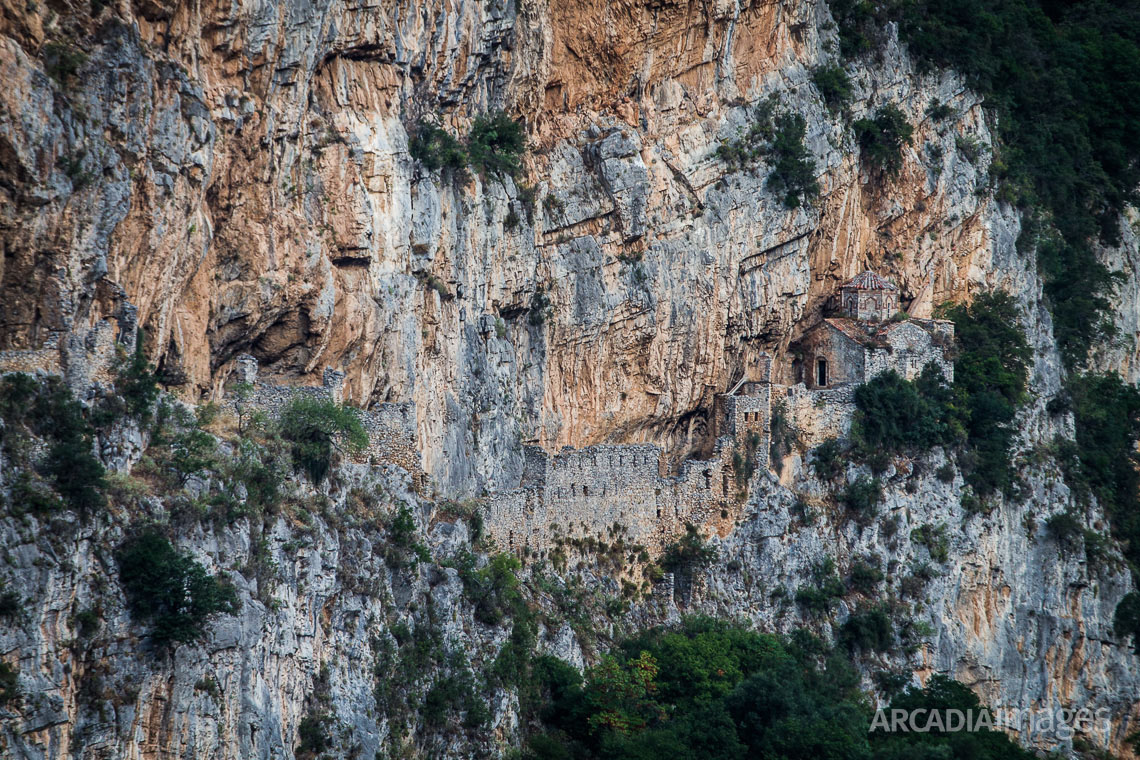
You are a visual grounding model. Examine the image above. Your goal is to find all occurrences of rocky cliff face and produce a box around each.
[1,0,1139,758]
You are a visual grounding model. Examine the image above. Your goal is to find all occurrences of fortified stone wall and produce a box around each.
[484,434,757,556]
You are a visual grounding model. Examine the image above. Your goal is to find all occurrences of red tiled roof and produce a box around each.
[841,270,897,291]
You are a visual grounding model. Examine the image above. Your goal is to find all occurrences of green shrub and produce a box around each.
[852,367,954,456]
[838,603,893,652]
[409,121,468,176]
[1115,592,1140,655]
[718,100,819,209]
[296,711,333,758]
[765,112,820,208]
[839,476,881,525]
[43,41,87,84]
[812,437,844,480]
[1,375,107,516]
[466,111,527,177]
[938,291,1031,496]
[279,396,368,483]
[925,99,955,121]
[1045,510,1085,556]
[115,336,161,422]
[853,103,913,177]
[388,504,417,548]
[115,527,239,645]
[661,524,718,573]
[848,558,884,594]
[911,523,950,563]
[812,64,853,112]
[1061,372,1140,576]
[795,557,846,612]
[0,662,19,706]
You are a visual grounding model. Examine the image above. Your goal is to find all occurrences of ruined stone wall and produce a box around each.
[867,319,955,383]
[484,436,753,556]
[223,357,424,487]
[775,383,857,448]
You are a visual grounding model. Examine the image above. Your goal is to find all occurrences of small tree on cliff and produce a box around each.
[279,397,368,483]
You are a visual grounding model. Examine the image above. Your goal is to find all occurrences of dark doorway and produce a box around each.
[816,357,828,387]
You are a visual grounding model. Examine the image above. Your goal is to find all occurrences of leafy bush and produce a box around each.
[409,111,526,180]
[717,99,819,208]
[296,711,332,758]
[0,662,19,706]
[840,476,881,525]
[1060,372,1140,576]
[795,557,846,612]
[812,437,845,480]
[765,112,820,208]
[1045,510,1085,556]
[661,524,718,573]
[853,103,914,177]
[812,64,853,112]
[455,551,525,626]
[911,523,950,563]
[116,527,238,645]
[409,121,468,176]
[848,558,884,594]
[838,603,894,652]
[1115,592,1140,655]
[279,396,368,483]
[466,111,527,177]
[852,367,953,455]
[1,374,107,516]
[115,337,161,422]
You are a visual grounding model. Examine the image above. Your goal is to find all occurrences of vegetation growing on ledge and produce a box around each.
[0,373,107,517]
[279,396,368,484]
[409,111,527,181]
[716,99,820,209]
[830,0,1140,366]
[852,103,914,177]
[116,526,238,646]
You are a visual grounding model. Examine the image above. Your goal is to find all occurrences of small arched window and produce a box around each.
[816,357,829,387]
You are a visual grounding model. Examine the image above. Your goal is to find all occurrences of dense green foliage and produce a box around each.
[115,526,238,645]
[409,111,526,180]
[831,0,1140,365]
[661,524,719,574]
[1115,591,1140,655]
[939,292,1031,496]
[849,292,1030,498]
[852,104,913,177]
[0,373,107,516]
[851,368,953,455]
[717,100,820,208]
[279,396,368,483]
[1061,373,1140,568]
[812,64,853,112]
[523,618,1032,760]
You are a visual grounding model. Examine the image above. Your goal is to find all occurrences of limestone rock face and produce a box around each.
[1,0,1139,758]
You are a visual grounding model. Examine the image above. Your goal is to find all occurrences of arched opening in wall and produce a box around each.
[656,507,661,519]
[816,357,828,387]
[583,485,589,497]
